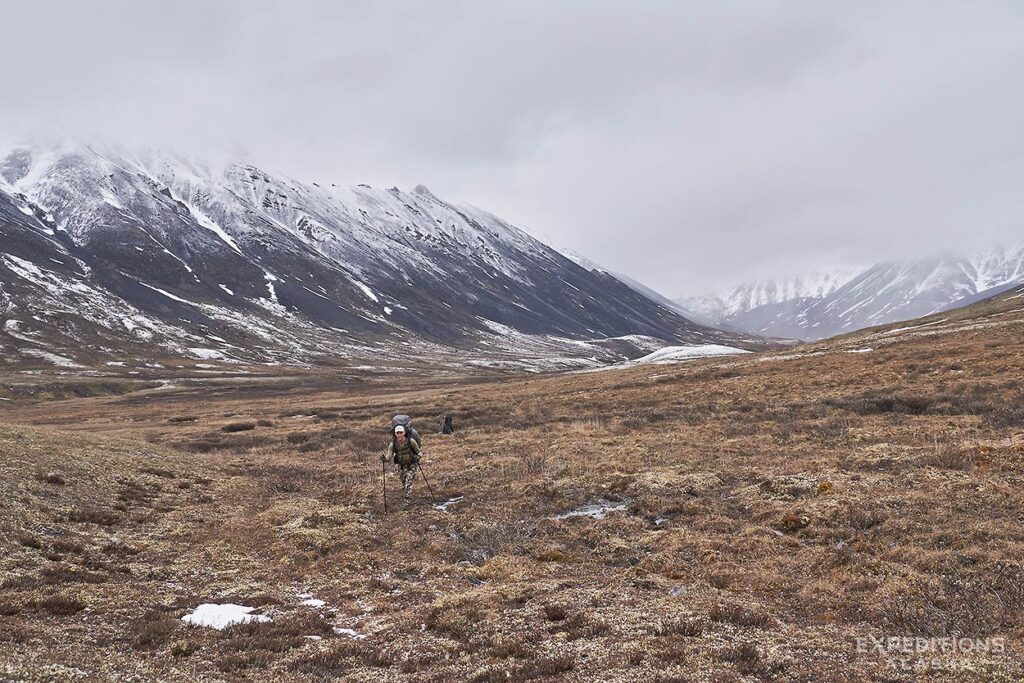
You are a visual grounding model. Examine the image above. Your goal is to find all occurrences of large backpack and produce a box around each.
[391,414,422,449]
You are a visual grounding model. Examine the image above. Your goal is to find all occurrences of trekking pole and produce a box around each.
[381,457,388,515]
[416,459,439,504]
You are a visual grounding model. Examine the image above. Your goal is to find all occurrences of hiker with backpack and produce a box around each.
[381,415,421,510]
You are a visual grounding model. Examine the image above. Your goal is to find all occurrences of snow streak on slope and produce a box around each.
[0,140,763,369]
[678,269,862,323]
[677,247,1024,341]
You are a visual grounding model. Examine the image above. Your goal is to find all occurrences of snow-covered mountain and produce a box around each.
[677,269,861,322]
[0,140,761,370]
[678,247,1024,340]
[555,247,706,322]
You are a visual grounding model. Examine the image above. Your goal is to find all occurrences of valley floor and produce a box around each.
[1,295,1024,682]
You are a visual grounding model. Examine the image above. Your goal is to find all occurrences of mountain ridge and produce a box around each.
[0,140,764,371]
[677,246,1024,340]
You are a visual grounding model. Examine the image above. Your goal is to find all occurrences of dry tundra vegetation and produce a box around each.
[1,286,1024,682]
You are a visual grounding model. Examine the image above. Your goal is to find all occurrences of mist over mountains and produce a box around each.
[0,140,763,371]
[675,245,1024,340]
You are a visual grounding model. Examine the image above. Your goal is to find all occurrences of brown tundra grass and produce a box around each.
[1,291,1023,680]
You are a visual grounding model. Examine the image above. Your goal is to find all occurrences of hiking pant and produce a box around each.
[398,465,416,507]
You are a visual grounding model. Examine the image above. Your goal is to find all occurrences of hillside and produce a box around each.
[1,283,1022,680]
[0,141,763,372]
[679,246,1024,340]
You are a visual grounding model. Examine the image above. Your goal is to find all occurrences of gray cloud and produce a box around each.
[2,0,1022,294]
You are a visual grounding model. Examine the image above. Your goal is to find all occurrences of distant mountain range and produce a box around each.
[0,140,765,371]
[676,246,1024,340]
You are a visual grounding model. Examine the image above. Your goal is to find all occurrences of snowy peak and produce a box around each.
[679,246,1024,341]
[676,268,861,322]
[720,269,863,315]
[964,243,1024,292]
[0,139,760,370]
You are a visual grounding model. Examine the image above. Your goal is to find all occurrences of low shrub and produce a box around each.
[222,422,256,433]
[34,596,86,615]
[709,603,773,628]
[68,508,120,526]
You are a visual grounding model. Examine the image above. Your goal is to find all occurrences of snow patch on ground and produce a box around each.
[478,318,517,336]
[755,351,826,363]
[187,347,229,360]
[263,271,279,300]
[877,319,948,337]
[552,499,628,520]
[433,496,464,512]
[352,279,379,302]
[100,188,123,210]
[20,348,82,368]
[3,254,47,282]
[634,345,750,364]
[582,344,750,373]
[333,627,367,639]
[3,319,41,344]
[188,205,243,255]
[251,271,289,316]
[181,604,270,630]
[138,281,199,306]
[162,248,194,273]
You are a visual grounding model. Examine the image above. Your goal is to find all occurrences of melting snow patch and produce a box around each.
[634,345,749,364]
[845,348,873,354]
[878,319,948,336]
[188,205,243,254]
[3,254,46,282]
[383,306,393,315]
[301,598,327,608]
[353,279,379,302]
[756,351,826,363]
[433,496,464,512]
[263,271,279,299]
[20,349,82,368]
[187,348,228,360]
[100,188,123,209]
[219,284,234,296]
[333,627,367,639]
[253,271,288,315]
[552,499,628,520]
[137,282,199,306]
[583,344,750,372]
[3,319,41,343]
[181,604,270,630]
[477,317,517,336]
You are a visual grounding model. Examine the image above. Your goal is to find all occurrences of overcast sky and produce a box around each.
[2,1,1022,294]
